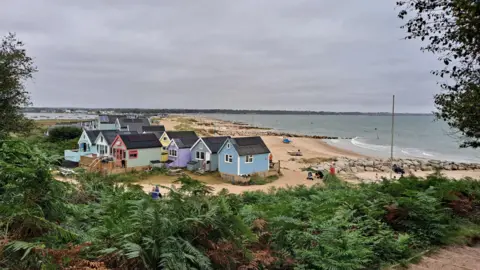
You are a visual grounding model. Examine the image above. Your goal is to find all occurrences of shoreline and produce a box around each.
[167,114,480,165]
[159,114,480,171]
[163,114,352,139]
[49,112,479,196]
[47,114,480,189]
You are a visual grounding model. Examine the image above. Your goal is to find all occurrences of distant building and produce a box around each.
[141,125,165,139]
[116,116,151,133]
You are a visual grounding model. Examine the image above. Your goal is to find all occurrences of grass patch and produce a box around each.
[298,157,336,164]
[233,174,280,186]
[175,117,198,124]
[174,123,194,131]
[74,167,169,184]
[35,119,91,127]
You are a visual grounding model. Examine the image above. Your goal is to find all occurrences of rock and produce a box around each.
[350,167,358,173]
[443,165,452,170]
[356,166,365,172]
[364,160,374,167]
[421,165,432,171]
[458,166,466,170]
[365,167,374,172]
[452,164,458,170]
[381,166,391,172]
[335,161,346,170]
[428,159,440,165]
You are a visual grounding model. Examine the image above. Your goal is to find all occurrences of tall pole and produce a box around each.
[390,95,395,179]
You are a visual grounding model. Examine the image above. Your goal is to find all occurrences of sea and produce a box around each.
[201,113,480,164]
[26,112,480,163]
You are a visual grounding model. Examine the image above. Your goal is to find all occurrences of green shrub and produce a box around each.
[48,126,82,142]
[3,139,480,269]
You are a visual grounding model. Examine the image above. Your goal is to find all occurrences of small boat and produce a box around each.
[283,138,292,144]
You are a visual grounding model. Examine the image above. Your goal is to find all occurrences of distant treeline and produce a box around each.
[24,107,431,116]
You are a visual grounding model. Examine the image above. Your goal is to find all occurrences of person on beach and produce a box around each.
[151,186,159,200]
[307,171,313,180]
[330,162,336,175]
[392,164,405,175]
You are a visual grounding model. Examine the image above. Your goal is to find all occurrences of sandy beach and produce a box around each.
[139,115,480,193]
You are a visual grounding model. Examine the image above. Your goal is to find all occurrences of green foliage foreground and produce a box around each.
[1,139,480,269]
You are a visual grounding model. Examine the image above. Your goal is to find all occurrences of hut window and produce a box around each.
[129,150,138,159]
[245,155,253,163]
[169,149,177,157]
[196,151,205,160]
[225,154,233,163]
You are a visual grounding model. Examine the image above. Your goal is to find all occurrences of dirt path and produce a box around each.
[139,170,320,195]
[403,245,480,270]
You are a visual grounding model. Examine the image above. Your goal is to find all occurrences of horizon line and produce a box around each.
[25,106,433,115]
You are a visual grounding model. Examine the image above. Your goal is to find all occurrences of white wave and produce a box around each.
[422,152,434,157]
[329,139,339,144]
[400,148,436,159]
[350,137,389,152]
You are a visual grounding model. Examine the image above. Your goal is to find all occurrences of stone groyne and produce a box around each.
[312,157,480,174]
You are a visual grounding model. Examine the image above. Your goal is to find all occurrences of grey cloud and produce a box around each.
[2,0,441,112]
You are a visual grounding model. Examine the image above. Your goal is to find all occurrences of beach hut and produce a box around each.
[115,116,151,133]
[93,130,138,157]
[96,115,122,130]
[188,136,230,171]
[159,131,198,162]
[166,133,200,168]
[142,125,165,139]
[111,133,162,169]
[217,137,271,181]
[64,129,100,162]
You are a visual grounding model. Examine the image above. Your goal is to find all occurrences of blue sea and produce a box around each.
[201,113,480,163]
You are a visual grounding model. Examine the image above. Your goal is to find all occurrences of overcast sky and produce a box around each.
[1,0,442,112]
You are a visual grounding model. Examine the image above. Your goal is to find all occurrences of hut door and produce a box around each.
[205,152,211,171]
[116,149,124,160]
